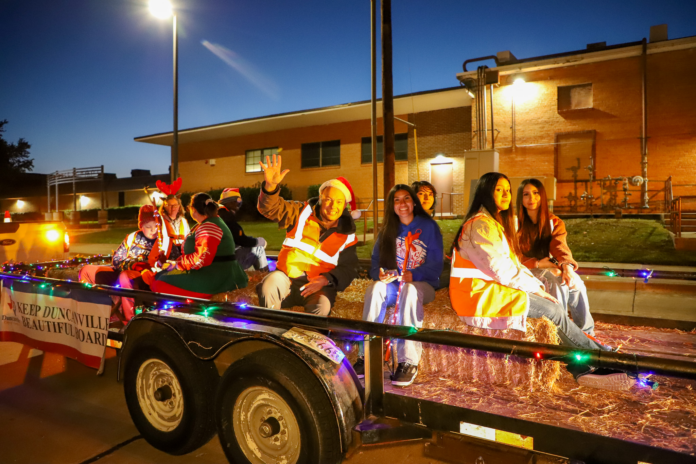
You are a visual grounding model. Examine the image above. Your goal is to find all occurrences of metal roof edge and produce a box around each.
[456,35,696,80]
[134,86,465,142]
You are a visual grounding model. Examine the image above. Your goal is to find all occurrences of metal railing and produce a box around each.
[2,271,695,381]
[436,192,464,217]
[670,195,696,238]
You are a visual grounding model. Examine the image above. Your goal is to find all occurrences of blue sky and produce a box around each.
[1,0,694,177]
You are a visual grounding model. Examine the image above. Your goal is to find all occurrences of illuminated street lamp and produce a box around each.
[148,0,178,182]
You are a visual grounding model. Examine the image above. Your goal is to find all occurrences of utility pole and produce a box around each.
[381,0,395,200]
[371,0,379,234]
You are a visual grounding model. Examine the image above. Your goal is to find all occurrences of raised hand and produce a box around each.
[259,153,289,191]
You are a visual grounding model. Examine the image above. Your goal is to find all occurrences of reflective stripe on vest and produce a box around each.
[282,204,356,266]
[125,231,137,248]
[449,251,493,281]
[160,216,188,257]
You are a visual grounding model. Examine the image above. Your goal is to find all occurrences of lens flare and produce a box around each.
[201,40,279,99]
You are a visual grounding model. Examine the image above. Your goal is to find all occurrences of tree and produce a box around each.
[0,119,34,182]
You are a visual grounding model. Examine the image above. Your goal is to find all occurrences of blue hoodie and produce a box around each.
[369,215,444,289]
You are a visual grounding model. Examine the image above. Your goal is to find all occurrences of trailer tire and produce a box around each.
[216,347,341,464]
[123,331,218,455]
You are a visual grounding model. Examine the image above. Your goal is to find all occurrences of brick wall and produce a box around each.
[471,46,696,210]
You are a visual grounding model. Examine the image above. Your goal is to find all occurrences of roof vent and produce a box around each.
[650,24,668,43]
[586,42,607,51]
[496,50,517,64]
[131,169,152,178]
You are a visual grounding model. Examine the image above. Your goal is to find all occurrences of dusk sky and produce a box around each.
[1,0,695,178]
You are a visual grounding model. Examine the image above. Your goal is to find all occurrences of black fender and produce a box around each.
[118,314,363,453]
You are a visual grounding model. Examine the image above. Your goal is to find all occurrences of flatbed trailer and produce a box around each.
[1,271,695,464]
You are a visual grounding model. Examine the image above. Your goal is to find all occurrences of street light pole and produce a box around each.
[172,14,178,182]
[149,0,178,182]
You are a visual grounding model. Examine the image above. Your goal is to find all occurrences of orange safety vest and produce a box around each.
[277,203,357,279]
[449,214,528,332]
[159,214,190,258]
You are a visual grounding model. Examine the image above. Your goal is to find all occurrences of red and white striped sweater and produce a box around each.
[176,222,224,271]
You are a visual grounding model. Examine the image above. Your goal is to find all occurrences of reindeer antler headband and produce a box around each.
[156,177,182,197]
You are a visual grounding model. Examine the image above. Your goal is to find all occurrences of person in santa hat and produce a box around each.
[256,154,359,316]
[218,187,269,271]
[79,205,158,321]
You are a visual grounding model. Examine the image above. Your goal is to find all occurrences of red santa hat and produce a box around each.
[319,176,361,219]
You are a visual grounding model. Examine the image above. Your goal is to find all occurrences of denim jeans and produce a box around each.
[532,268,595,336]
[235,245,268,271]
[527,293,605,351]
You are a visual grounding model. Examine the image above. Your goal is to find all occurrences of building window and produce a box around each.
[301,140,341,168]
[361,133,408,164]
[246,147,278,173]
[555,130,596,182]
[118,191,125,207]
[558,83,593,112]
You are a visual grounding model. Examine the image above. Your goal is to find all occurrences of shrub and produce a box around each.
[307,184,320,199]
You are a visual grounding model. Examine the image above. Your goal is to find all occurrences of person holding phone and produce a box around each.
[356,184,443,387]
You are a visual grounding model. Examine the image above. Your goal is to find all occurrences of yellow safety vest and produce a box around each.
[449,215,528,332]
[277,203,357,279]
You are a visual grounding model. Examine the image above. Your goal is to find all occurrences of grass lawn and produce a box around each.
[565,218,696,266]
[70,218,696,266]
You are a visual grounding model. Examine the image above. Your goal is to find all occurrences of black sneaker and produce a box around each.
[391,362,418,387]
[576,368,635,391]
[353,357,365,379]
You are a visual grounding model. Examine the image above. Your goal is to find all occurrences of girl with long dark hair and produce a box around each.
[411,180,437,217]
[356,184,443,387]
[517,178,594,335]
[449,172,630,390]
[151,192,248,298]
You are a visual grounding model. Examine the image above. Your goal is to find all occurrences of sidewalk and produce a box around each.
[69,243,115,256]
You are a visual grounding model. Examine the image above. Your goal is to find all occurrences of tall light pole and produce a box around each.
[149,0,178,182]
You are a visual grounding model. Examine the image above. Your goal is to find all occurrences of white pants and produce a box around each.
[362,280,436,365]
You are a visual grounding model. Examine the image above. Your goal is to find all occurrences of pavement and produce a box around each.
[70,243,117,257]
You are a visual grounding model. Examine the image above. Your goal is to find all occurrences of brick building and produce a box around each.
[135,87,474,215]
[136,26,695,215]
[458,26,696,212]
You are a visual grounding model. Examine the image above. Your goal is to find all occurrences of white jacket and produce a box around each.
[457,208,543,295]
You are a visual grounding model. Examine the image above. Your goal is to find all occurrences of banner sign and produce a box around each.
[0,278,113,369]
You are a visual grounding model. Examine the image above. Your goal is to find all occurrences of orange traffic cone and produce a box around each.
[3,211,10,223]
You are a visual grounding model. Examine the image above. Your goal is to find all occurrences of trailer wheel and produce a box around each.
[216,348,341,464]
[124,331,217,455]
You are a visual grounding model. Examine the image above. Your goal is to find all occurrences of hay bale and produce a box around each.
[217,273,562,391]
[328,279,561,392]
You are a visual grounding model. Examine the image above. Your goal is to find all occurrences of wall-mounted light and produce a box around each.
[431,153,452,165]
[16,200,25,209]
[80,196,90,208]
[461,78,476,99]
